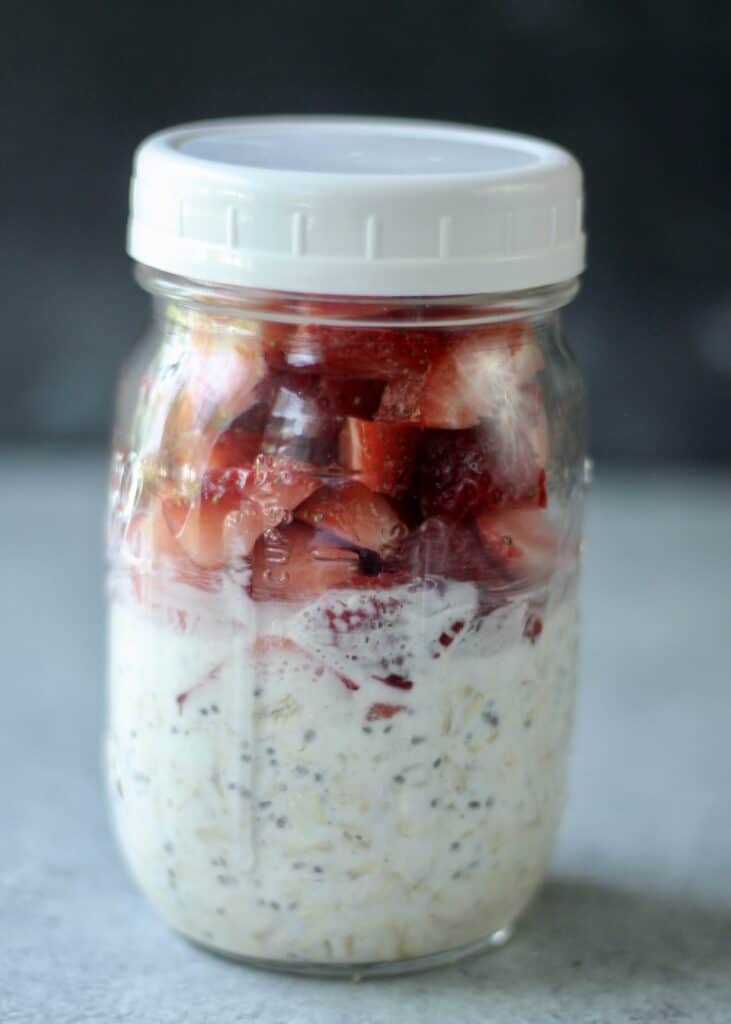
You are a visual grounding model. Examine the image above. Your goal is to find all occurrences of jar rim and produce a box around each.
[135,264,579,328]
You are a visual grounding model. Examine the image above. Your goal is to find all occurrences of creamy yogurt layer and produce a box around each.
[107,576,578,964]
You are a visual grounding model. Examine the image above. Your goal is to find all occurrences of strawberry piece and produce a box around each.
[259,299,398,371]
[338,418,420,499]
[395,517,496,583]
[124,501,220,602]
[251,454,321,519]
[166,323,266,453]
[250,522,360,601]
[377,323,542,429]
[475,508,559,585]
[365,702,407,722]
[261,377,383,465]
[295,481,406,557]
[279,324,444,379]
[163,468,266,569]
[273,375,384,419]
[373,672,413,690]
[416,427,546,521]
[165,453,320,570]
[207,427,263,472]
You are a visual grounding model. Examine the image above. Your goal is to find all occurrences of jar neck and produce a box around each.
[135,264,579,327]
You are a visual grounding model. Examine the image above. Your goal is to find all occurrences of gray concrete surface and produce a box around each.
[1,452,730,1022]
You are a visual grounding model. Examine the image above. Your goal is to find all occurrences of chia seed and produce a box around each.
[450,841,460,851]
[304,729,316,743]
[468,800,481,809]
[362,726,373,734]
[276,816,288,829]
[433,758,442,768]
[253,687,262,697]
[313,866,323,874]
[200,708,208,716]
[411,736,426,745]
[430,798,439,807]
[313,773,323,782]
[258,800,272,809]
[393,774,405,784]
[269,901,280,911]
[295,765,309,776]
[384,725,393,734]
[266,747,275,755]
[210,704,219,713]
[482,711,499,727]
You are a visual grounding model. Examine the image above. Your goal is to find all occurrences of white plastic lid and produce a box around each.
[127,116,585,296]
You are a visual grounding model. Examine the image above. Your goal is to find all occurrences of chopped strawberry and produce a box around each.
[314,377,385,418]
[338,418,420,498]
[373,672,413,690]
[250,522,360,601]
[365,702,407,722]
[251,454,321,518]
[395,517,497,583]
[207,427,263,472]
[164,454,320,570]
[163,468,266,568]
[125,501,220,602]
[279,324,444,379]
[416,427,546,521]
[260,377,383,465]
[377,322,542,429]
[295,481,406,557]
[263,372,384,418]
[475,508,559,585]
[168,323,266,449]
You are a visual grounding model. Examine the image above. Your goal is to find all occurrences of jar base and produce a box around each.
[184,923,515,980]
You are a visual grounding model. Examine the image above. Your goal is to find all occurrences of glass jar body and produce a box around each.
[106,269,586,975]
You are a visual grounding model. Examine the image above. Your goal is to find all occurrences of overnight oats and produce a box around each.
[107,117,587,975]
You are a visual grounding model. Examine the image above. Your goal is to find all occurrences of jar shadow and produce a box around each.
[430,876,731,1001]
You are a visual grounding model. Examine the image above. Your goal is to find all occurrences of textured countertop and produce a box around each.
[1,452,730,1023]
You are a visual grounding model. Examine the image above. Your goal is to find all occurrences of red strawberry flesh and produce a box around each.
[295,480,406,557]
[475,508,559,585]
[338,418,420,499]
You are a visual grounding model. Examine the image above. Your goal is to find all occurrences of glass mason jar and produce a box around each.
[107,118,587,976]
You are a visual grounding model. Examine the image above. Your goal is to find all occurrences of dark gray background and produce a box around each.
[2,1,729,461]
